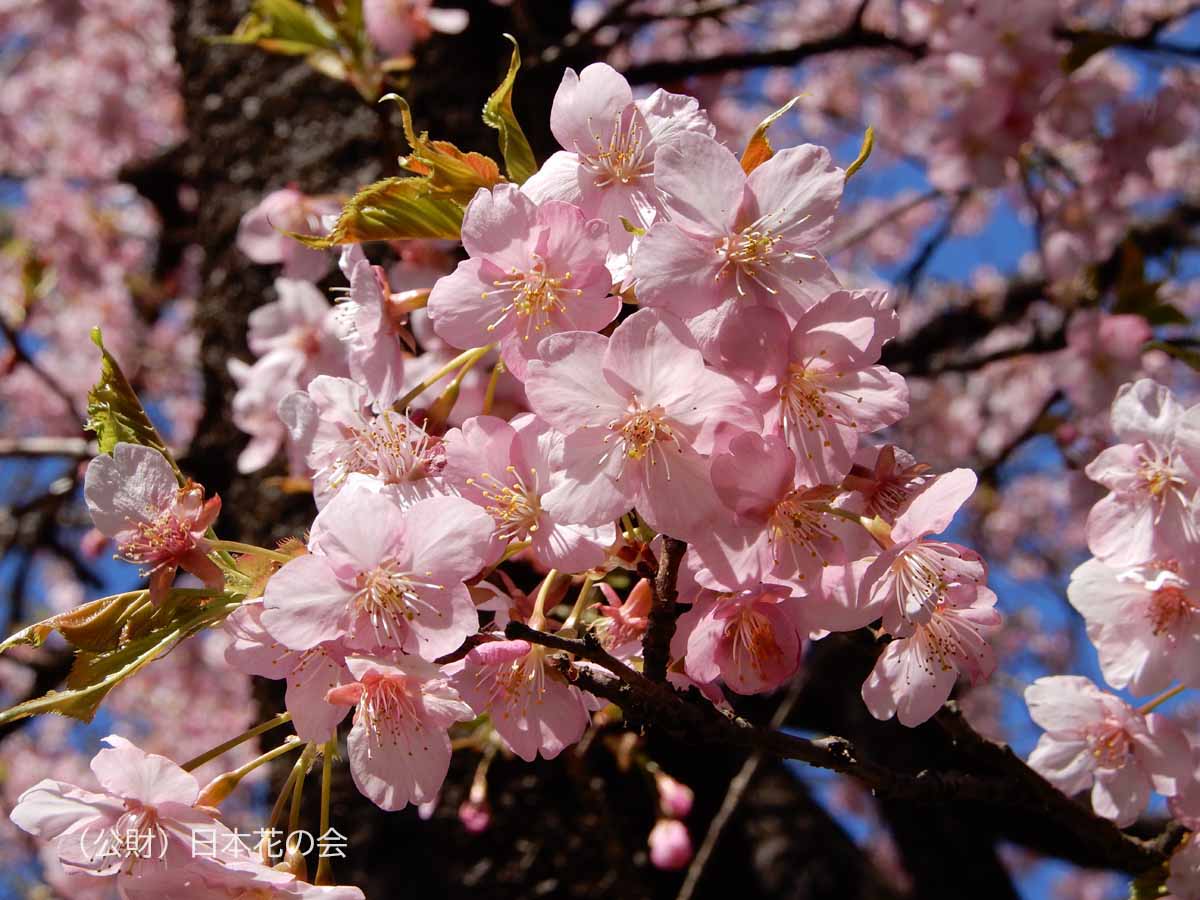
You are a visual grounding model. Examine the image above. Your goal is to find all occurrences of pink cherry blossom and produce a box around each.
[449,639,591,761]
[523,308,760,541]
[442,413,616,571]
[522,63,715,279]
[84,443,223,603]
[1085,379,1200,567]
[648,818,692,871]
[1025,676,1193,827]
[861,585,1000,727]
[363,0,468,58]
[762,292,909,485]
[122,859,365,899]
[278,375,445,509]
[1067,558,1200,695]
[427,185,616,379]
[260,479,494,660]
[236,188,340,282]
[337,245,413,407]
[841,445,933,523]
[10,735,238,880]
[672,582,806,695]
[695,433,859,591]
[594,578,653,660]
[632,131,844,348]
[325,655,473,811]
[222,604,351,742]
[246,278,345,381]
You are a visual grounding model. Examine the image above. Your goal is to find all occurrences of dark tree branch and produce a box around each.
[642,535,686,681]
[505,621,1170,876]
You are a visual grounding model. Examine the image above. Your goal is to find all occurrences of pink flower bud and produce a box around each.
[655,772,694,819]
[458,799,491,833]
[648,819,692,871]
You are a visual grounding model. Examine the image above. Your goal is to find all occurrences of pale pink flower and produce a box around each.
[841,445,933,524]
[236,188,340,282]
[337,245,412,407]
[1025,676,1193,827]
[859,469,986,635]
[648,818,692,870]
[632,131,843,349]
[278,375,445,509]
[10,735,237,880]
[762,292,909,484]
[1085,379,1200,567]
[427,185,616,379]
[1068,558,1200,695]
[84,443,222,602]
[524,308,760,541]
[522,63,715,279]
[260,478,494,660]
[858,469,1000,726]
[363,0,468,57]
[442,413,616,571]
[246,278,345,380]
[672,582,806,695]
[861,585,1000,727]
[449,639,591,761]
[594,578,653,660]
[222,604,351,742]
[326,655,473,811]
[695,433,859,591]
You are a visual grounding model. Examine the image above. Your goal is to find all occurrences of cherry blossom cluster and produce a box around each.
[6,61,1015,897]
[1024,379,1200,894]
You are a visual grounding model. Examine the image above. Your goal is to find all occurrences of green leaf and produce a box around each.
[482,35,539,185]
[740,96,801,174]
[218,0,340,54]
[86,328,181,479]
[845,126,875,181]
[291,176,465,248]
[0,594,243,726]
[382,94,504,202]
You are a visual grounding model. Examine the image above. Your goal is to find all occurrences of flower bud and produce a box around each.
[655,772,694,819]
[648,819,692,871]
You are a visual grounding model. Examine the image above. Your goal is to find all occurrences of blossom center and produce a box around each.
[1086,721,1132,769]
[607,405,681,465]
[1137,449,1185,500]
[124,507,198,572]
[334,414,442,489]
[725,605,783,677]
[778,358,857,451]
[482,257,582,340]
[359,678,422,755]
[479,648,546,719]
[353,561,444,646]
[767,491,838,578]
[468,466,542,541]
[1148,583,1196,635]
[578,110,652,187]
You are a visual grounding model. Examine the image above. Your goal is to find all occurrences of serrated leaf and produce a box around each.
[482,35,538,185]
[382,94,503,202]
[845,126,875,181]
[740,96,801,174]
[291,176,465,248]
[86,328,181,478]
[0,595,242,727]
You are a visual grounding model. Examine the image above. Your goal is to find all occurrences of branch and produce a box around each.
[642,535,685,681]
[623,22,922,85]
[505,621,1170,875]
[0,319,84,426]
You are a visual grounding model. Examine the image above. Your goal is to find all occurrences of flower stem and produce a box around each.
[289,743,317,838]
[562,576,597,631]
[182,711,294,772]
[315,739,336,885]
[394,344,494,411]
[823,506,895,550]
[199,738,305,805]
[482,360,505,416]
[1138,683,1187,715]
[208,540,294,564]
[528,569,560,631]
